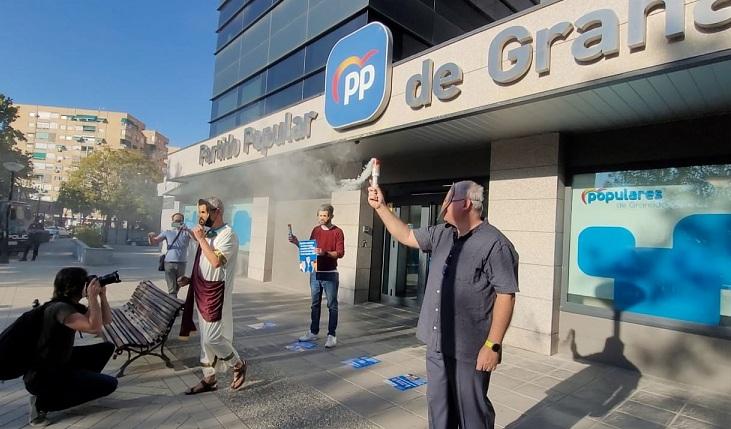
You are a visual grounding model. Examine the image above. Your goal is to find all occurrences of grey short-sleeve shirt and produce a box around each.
[413,220,519,363]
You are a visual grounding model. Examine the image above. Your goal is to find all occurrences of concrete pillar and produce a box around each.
[248,197,274,281]
[488,133,564,355]
[331,189,374,304]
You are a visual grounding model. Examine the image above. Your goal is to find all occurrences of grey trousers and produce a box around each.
[164,261,186,296]
[426,348,495,429]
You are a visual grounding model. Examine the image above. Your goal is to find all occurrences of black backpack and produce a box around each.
[0,300,58,381]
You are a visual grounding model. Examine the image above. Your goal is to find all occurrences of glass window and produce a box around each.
[238,72,266,107]
[218,0,246,29]
[214,37,242,74]
[213,62,240,96]
[238,14,271,81]
[265,81,303,114]
[211,87,239,119]
[210,112,237,137]
[303,70,325,99]
[566,164,731,329]
[217,9,244,49]
[242,0,273,29]
[268,0,307,62]
[236,100,265,126]
[307,0,368,39]
[82,125,96,132]
[305,12,367,73]
[266,49,304,93]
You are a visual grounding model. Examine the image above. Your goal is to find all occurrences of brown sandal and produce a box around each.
[185,378,218,395]
[230,361,247,391]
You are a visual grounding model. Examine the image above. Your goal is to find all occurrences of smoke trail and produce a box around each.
[338,158,375,191]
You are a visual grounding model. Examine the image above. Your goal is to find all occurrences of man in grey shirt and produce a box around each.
[148,212,191,297]
[368,180,518,429]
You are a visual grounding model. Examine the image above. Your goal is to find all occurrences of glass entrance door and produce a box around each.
[381,204,439,308]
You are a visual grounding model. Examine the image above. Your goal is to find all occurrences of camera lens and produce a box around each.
[95,271,121,287]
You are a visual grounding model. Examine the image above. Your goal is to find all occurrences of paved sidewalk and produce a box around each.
[1,239,730,428]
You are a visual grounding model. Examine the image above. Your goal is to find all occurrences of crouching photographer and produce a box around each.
[24,267,118,426]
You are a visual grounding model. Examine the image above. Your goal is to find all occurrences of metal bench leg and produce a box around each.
[116,349,156,378]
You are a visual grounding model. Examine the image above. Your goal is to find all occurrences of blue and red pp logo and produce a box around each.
[324,22,393,130]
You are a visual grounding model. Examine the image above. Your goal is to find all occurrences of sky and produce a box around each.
[0,0,218,148]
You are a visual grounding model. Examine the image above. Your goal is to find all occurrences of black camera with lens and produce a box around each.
[87,271,121,287]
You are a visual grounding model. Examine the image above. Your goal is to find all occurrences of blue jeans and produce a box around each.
[310,272,339,336]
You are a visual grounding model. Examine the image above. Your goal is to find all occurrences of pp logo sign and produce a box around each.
[325,22,393,130]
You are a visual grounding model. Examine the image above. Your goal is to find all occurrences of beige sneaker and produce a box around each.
[325,335,337,348]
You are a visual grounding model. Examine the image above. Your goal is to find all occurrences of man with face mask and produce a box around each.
[368,181,519,429]
[176,197,246,394]
[148,213,191,297]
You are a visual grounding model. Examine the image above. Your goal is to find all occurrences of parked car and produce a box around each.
[46,226,71,238]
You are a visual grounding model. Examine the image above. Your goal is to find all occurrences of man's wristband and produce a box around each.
[484,339,501,352]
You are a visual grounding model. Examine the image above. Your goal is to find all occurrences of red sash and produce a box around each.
[179,247,226,337]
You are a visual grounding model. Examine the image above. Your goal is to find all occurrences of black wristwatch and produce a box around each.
[485,340,501,353]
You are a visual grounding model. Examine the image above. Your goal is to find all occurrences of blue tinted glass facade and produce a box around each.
[210,0,538,137]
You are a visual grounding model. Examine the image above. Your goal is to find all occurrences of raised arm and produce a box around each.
[367,185,419,249]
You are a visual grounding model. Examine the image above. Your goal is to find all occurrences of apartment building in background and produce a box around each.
[12,104,170,202]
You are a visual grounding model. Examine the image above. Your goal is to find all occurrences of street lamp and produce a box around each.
[1,161,26,264]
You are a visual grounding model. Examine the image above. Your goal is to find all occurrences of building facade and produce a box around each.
[13,104,169,202]
[165,0,731,390]
[209,0,540,137]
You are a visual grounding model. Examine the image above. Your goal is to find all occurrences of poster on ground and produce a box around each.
[386,374,427,391]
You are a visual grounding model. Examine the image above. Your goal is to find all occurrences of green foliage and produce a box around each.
[57,148,163,229]
[0,94,31,198]
[74,225,104,248]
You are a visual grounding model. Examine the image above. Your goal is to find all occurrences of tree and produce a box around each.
[0,94,31,199]
[59,149,163,240]
[57,179,93,220]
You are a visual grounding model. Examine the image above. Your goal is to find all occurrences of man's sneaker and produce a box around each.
[29,395,49,427]
[299,331,318,342]
[325,335,337,348]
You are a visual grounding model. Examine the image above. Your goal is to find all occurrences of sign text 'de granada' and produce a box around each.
[324,22,393,130]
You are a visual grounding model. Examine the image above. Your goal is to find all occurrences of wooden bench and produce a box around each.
[102,281,184,377]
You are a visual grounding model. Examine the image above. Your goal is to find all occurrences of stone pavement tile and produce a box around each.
[90,408,138,428]
[369,406,427,429]
[630,390,687,413]
[497,366,543,383]
[133,402,184,429]
[493,402,526,428]
[399,396,428,419]
[518,360,563,374]
[551,393,621,420]
[367,381,426,406]
[341,389,397,418]
[489,384,542,415]
[512,382,566,402]
[490,372,525,390]
[679,402,731,428]
[642,381,695,399]
[532,375,572,392]
[67,407,118,428]
[109,403,166,429]
[687,391,731,412]
[0,406,29,429]
[158,410,195,429]
[670,414,725,429]
[603,411,666,429]
[549,367,580,380]
[616,400,677,426]
[505,404,597,429]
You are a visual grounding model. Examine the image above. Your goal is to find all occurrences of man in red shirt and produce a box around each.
[289,204,345,348]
